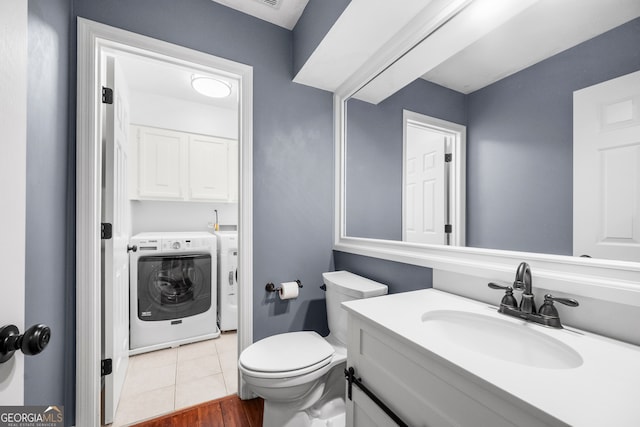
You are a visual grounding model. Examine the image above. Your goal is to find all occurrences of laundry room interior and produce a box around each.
[108,50,241,426]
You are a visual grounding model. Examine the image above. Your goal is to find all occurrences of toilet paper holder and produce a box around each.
[265,280,303,292]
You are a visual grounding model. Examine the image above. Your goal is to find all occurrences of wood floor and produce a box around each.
[131,395,263,427]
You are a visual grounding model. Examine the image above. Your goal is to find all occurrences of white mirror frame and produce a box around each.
[335,93,640,305]
[332,8,640,309]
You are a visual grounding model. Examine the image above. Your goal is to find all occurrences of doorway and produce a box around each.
[76,18,254,427]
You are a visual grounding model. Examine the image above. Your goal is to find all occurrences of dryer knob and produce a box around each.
[172,241,181,250]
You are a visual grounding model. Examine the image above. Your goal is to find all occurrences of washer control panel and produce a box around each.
[131,233,215,252]
[162,238,199,251]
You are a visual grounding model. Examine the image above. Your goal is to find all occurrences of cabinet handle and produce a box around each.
[345,366,409,427]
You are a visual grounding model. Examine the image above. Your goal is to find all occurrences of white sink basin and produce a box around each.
[421,310,583,369]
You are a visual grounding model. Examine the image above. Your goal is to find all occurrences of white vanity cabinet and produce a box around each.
[345,314,562,427]
[130,125,237,202]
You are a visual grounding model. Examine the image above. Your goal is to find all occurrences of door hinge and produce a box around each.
[102,86,113,104]
[445,224,452,234]
[101,223,113,240]
[101,358,112,376]
[445,153,452,163]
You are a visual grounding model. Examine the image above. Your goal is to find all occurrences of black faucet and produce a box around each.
[513,261,536,314]
[488,262,579,328]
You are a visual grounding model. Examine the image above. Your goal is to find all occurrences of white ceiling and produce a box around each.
[293,0,640,102]
[422,0,640,95]
[113,50,239,110]
[210,0,309,30]
[293,0,449,92]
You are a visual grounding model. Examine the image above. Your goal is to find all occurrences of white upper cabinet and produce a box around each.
[130,125,237,202]
[189,134,229,201]
[135,126,186,199]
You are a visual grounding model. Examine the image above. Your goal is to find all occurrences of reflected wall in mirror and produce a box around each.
[344,1,640,262]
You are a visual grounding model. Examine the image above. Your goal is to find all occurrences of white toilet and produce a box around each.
[239,271,388,427]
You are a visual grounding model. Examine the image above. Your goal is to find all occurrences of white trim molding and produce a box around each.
[333,235,640,306]
[76,18,254,427]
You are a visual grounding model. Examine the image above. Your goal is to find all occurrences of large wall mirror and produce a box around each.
[340,0,640,268]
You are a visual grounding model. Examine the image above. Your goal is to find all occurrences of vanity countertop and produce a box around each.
[342,288,640,427]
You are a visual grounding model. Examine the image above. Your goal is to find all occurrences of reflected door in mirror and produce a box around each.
[574,70,640,262]
[404,122,447,245]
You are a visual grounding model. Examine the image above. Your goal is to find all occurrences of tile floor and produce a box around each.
[111,331,238,427]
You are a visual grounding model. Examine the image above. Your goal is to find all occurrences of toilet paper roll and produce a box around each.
[279,281,299,300]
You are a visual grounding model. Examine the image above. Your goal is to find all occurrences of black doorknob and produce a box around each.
[0,323,51,363]
[21,324,51,355]
[127,244,138,253]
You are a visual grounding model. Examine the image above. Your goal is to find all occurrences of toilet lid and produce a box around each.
[239,331,335,373]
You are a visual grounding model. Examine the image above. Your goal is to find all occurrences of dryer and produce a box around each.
[214,231,238,331]
[129,232,219,355]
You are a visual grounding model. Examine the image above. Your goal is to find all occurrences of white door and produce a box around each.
[101,55,132,425]
[404,124,447,244]
[0,0,27,405]
[574,70,640,262]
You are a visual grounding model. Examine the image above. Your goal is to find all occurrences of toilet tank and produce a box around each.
[322,271,388,345]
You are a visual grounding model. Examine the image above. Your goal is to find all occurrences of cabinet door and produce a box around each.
[189,135,229,201]
[136,126,186,199]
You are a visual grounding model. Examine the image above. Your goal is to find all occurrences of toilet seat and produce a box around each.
[239,331,335,379]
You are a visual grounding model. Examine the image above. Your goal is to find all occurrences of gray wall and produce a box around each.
[466,17,640,254]
[346,78,466,240]
[333,251,433,293]
[130,201,238,235]
[24,0,335,424]
[26,0,73,415]
[293,0,351,77]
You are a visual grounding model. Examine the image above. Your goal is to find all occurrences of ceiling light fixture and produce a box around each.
[191,76,232,98]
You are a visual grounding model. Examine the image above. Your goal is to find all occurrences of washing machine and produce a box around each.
[129,232,219,355]
[214,231,238,331]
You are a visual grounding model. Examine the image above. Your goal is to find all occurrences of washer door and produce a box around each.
[137,253,212,321]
